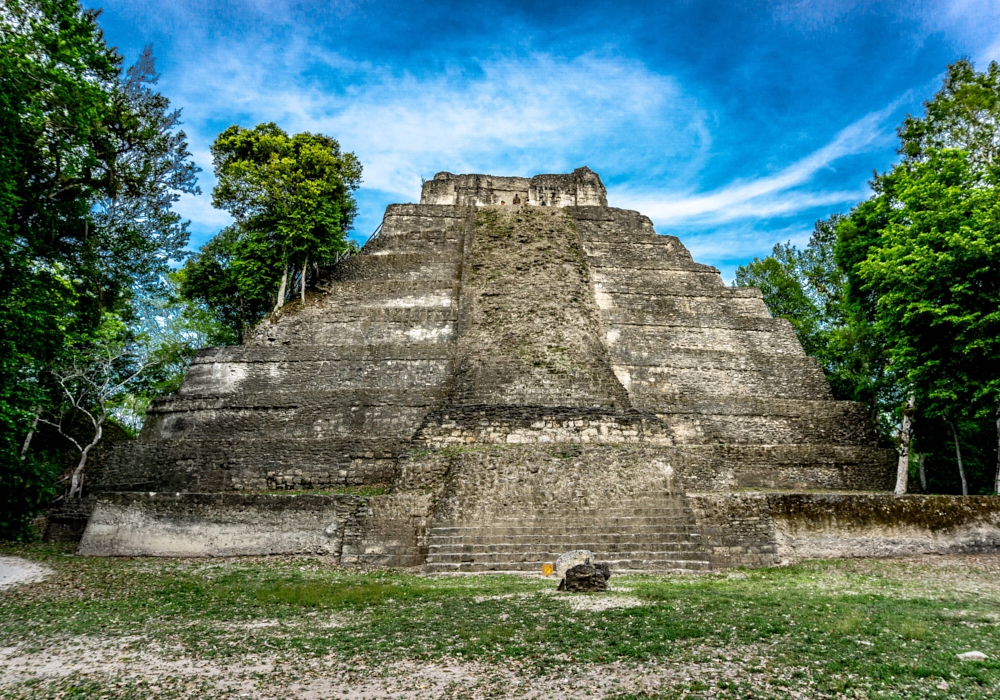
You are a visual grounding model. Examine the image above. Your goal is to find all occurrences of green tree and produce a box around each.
[1,1,198,534]
[207,123,362,311]
[898,59,1000,177]
[836,60,1000,494]
[857,149,1000,494]
[897,59,1000,493]
[831,188,899,423]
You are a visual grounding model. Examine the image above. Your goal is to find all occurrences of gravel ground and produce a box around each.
[1,552,999,699]
[0,636,786,699]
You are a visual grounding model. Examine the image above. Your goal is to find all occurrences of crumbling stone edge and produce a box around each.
[689,492,1000,568]
[78,491,1000,569]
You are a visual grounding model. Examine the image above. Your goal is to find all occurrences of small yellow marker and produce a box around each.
[542,563,554,576]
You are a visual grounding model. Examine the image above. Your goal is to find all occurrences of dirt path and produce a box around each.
[0,637,775,699]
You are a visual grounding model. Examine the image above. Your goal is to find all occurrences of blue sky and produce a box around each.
[95,0,1000,281]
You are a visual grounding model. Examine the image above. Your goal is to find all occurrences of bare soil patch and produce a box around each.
[0,556,52,590]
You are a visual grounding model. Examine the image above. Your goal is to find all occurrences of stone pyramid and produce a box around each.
[81,168,894,569]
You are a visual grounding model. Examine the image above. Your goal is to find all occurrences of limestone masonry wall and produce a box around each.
[79,491,431,564]
[79,168,982,568]
[78,490,1000,568]
[769,493,1000,562]
[685,493,1000,568]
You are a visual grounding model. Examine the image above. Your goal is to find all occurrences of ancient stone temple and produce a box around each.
[86,166,987,570]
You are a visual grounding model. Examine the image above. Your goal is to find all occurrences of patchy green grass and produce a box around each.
[255,579,408,608]
[2,545,1000,698]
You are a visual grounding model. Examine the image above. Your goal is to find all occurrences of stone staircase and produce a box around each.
[424,496,712,573]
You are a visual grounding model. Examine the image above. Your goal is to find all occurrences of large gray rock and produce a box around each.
[560,563,608,592]
[593,561,611,581]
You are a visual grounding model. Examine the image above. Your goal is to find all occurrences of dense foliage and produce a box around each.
[180,124,362,341]
[0,0,199,537]
[738,60,1000,495]
[0,4,364,539]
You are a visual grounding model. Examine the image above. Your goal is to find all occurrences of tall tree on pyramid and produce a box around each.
[183,123,362,341]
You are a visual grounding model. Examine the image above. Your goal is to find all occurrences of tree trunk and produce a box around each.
[274,263,288,312]
[894,395,915,495]
[918,452,927,492]
[68,423,101,499]
[995,403,1000,495]
[238,294,248,343]
[19,406,40,460]
[301,257,308,305]
[949,419,968,496]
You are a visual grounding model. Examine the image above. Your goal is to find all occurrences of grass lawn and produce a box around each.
[1,545,999,698]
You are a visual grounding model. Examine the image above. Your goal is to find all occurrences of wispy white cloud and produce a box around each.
[612,104,898,225]
[915,0,1000,67]
[159,29,917,270]
[978,35,1000,65]
[163,43,711,204]
[164,36,900,254]
[684,222,811,259]
[773,0,1000,59]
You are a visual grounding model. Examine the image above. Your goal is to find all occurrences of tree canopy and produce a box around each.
[180,124,362,340]
[858,149,1000,422]
[0,0,198,537]
[738,59,1000,495]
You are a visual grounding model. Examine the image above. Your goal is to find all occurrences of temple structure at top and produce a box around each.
[419,167,608,207]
